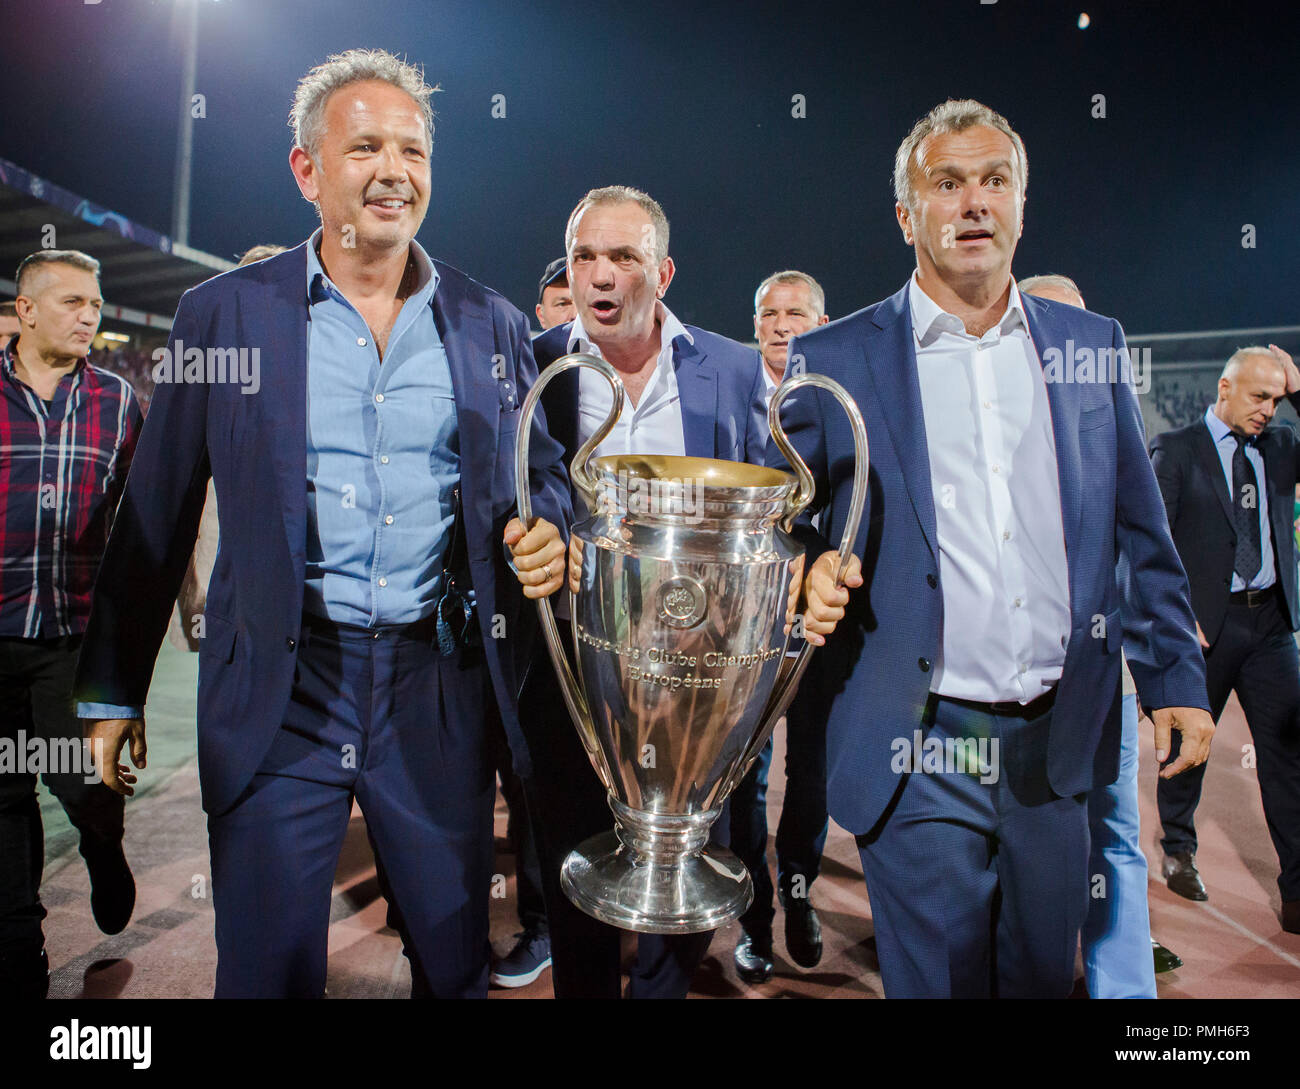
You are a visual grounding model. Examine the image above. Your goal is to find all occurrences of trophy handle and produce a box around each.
[718,372,870,797]
[515,353,624,791]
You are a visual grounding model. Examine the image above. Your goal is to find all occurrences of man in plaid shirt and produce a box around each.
[0,250,142,998]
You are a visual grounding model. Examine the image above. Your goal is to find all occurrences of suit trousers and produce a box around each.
[1082,694,1156,999]
[0,634,124,962]
[857,693,1090,998]
[1158,588,1300,899]
[520,618,713,998]
[206,617,495,998]
[721,674,830,938]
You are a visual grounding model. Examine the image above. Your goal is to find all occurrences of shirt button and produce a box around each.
[983,400,992,409]
[378,577,388,587]
[918,657,931,672]
[385,515,394,525]
[1003,530,1011,541]
[375,393,384,403]
[1018,663,1028,674]
[357,337,367,347]
[380,455,390,464]
[1013,597,1023,608]
[285,637,296,651]
[992,465,1001,474]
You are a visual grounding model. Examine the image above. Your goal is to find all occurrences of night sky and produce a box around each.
[4,0,1297,341]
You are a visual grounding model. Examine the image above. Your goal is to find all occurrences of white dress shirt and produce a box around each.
[570,302,692,462]
[1203,404,1276,592]
[910,273,1072,704]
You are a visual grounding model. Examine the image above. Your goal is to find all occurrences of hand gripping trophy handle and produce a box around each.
[716,372,870,798]
[514,353,626,791]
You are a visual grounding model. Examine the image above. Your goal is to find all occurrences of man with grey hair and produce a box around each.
[534,183,767,997]
[74,49,572,998]
[1,250,141,998]
[770,98,1213,998]
[725,269,830,984]
[1150,343,1300,933]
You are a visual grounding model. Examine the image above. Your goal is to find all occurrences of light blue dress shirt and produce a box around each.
[1203,405,1274,592]
[303,231,459,626]
[79,234,459,719]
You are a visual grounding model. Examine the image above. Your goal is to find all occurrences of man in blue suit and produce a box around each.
[73,49,571,998]
[530,185,767,997]
[772,99,1215,998]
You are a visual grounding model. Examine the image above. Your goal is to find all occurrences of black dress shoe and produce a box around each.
[1161,852,1208,902]
[1282,900,1300,934]
[1152,939,1183,973]
[84,840,136,935]
[733,931,774,984]
[782,897,823,969]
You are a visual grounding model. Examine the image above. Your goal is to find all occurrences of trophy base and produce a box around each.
[561,829,753,935]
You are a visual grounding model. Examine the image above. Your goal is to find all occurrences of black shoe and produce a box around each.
[489,930,552,988]
[1161,852,1208,901]
[1152,939,1183,973]
[84,839,135,935]
[0,947,50,1000]
[733,930,774,984]
[781,895,823,969]
[1283,900,1300,935]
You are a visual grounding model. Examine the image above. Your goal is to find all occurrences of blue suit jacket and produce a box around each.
[74,242,571,813]
[769,281,1209,835]
[531,321,768,466]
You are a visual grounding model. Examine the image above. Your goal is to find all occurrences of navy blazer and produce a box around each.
[1151,406,1300,644]
[768,281,1209,836]
[531,321,768,468]
[74,242,571,813]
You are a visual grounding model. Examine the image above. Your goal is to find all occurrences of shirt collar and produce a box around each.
[305,227,439,308]
[1,335,86,386]
[567,299,694,357]
[908,270,1026,346]
[1205,404,1253,445]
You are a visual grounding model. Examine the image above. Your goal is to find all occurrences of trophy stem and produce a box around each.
[559,797,753,934]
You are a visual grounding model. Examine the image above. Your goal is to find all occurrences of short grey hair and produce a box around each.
[290,49,437,159]
[893,98,1028,213]
[753,270,826,317]
[1222,345,1282,382]
[1017,273,1083,301]
[564,185,670,265]
[16,250,100,296]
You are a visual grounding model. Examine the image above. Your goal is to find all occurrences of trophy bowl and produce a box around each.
[516,355,867,934]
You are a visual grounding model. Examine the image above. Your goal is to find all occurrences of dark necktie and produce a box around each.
[1232,433,1262,583]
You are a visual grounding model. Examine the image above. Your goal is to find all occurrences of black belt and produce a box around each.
[301,611,439,642]
[941,684,1058,719]
[1229,585,1277,608]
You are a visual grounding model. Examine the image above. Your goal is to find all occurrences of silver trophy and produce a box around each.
[514,354,867,933]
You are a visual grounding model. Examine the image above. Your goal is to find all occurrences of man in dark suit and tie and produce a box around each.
[772,98,1214,997]
[1150,344,1300,932]
[530,185,767,997]
[73,49,571,997]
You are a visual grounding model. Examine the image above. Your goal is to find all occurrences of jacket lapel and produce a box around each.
[259,243,310,578]
[1194,420,1235,526]
[861,284,937,559]
[674,336,718,459]
[1022,296,1082,583]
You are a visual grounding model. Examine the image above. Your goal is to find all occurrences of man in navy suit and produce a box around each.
[772,99,1214,998]
[73,49,570,998]
[531,185,766,997]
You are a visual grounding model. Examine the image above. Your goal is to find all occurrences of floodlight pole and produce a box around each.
[171,0,199,246]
